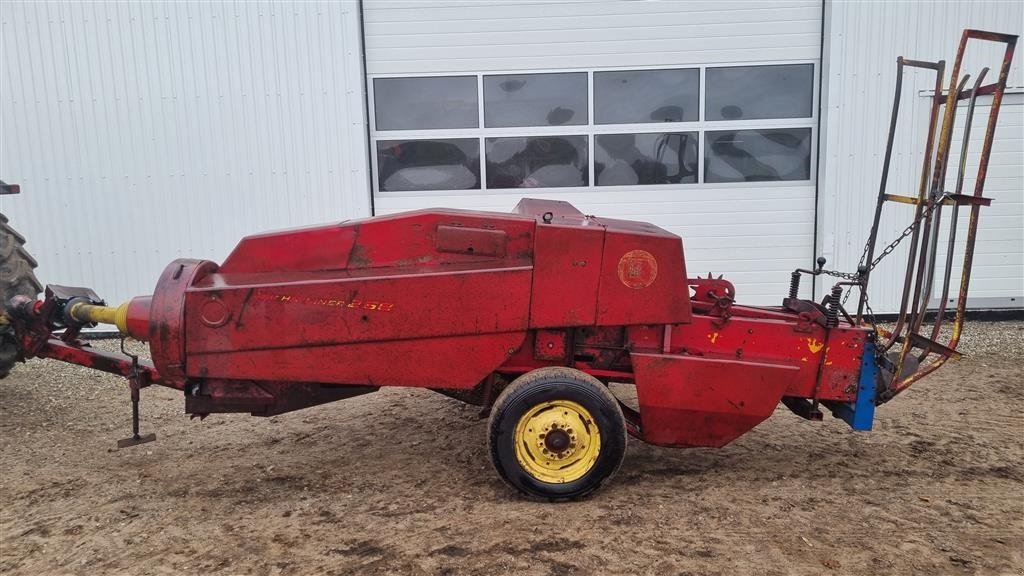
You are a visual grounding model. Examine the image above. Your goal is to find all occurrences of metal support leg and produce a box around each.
[117,341,157,448]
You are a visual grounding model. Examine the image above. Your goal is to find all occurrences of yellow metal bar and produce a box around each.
[883,194,923,206]
[68,301,129,333]
[883,193,992,207]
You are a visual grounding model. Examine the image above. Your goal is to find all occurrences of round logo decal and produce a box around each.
[617,249,658,289]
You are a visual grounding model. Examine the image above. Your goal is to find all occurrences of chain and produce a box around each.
[861,288,878,330]
[820,269,862,281]
[841,280,858,306]
[860,288,889,375]
[817,193,950,306]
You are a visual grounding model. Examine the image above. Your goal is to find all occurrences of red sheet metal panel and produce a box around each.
[668,314,850,400]
[529,221,604,328]
[187,332,527,389]
[631,353,797,447]
[184,264,533,354]
[816,326,868,401]
[219,223,357,274]
[219,210,535,275]
[595,227,691,326]
[435,225,507,258]
[149,259,219,389]
[623,325,666,355]
[513,198,583,219]
[533,330,568,361]
[346,210,535,269]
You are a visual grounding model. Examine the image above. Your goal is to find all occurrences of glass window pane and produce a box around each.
[485,136,588,188]
[705,128,812,183]
[705,64,814,121]
[377,139,480,191]
[595,69,698,124]
[373,77,479,130]
[595,133,698,186]
[484,73,587,128]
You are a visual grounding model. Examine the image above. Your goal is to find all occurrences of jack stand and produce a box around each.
[117,340,156,448]
[117,387,157,448]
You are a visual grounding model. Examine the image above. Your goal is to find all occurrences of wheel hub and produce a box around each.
[544,428,571,452]
[513,399,601,484]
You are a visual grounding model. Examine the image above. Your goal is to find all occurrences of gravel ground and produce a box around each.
[1,320,1022,575]
[878,317,1024,357]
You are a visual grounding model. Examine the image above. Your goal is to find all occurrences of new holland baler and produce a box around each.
[0,30,1016,499]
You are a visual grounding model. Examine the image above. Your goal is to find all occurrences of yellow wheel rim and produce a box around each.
[513,399,601,484]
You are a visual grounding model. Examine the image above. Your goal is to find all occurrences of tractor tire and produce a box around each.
[0,213,42,378]
[1,213,42,304]
[488,366,627,501]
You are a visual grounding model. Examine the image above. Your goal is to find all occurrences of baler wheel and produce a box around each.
[488,367,626,501]
[0,213,42,378]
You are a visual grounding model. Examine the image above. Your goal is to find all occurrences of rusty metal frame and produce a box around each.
[857,57,945,324]
[863,30,1017,401]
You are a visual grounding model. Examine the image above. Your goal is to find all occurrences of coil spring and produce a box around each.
[789,271,801,299]
[826,285,842,327]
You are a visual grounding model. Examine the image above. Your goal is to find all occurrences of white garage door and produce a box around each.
[362,0,824,305]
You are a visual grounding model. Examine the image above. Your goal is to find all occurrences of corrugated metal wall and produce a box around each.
[6,0,1014,314]
[364,0,823,305]
[0,0,371,306]
[363,0,822,74]
[818,0,1023,312]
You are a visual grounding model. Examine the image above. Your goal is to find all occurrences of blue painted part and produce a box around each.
[833,340,878,431]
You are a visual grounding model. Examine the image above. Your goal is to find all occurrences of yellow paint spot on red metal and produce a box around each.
[709,332,720,344]
[806,338,825,354]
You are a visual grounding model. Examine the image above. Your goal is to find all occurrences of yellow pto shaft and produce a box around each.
[67,301,130,334]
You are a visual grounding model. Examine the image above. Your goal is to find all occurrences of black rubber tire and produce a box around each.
[488,367,626,501]
[0,213,41,379]
[1,213,42,304]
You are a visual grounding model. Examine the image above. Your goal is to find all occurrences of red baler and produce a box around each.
[0,30,1016,499]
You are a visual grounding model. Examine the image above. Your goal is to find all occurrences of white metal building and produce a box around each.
[1,0,1021,313]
